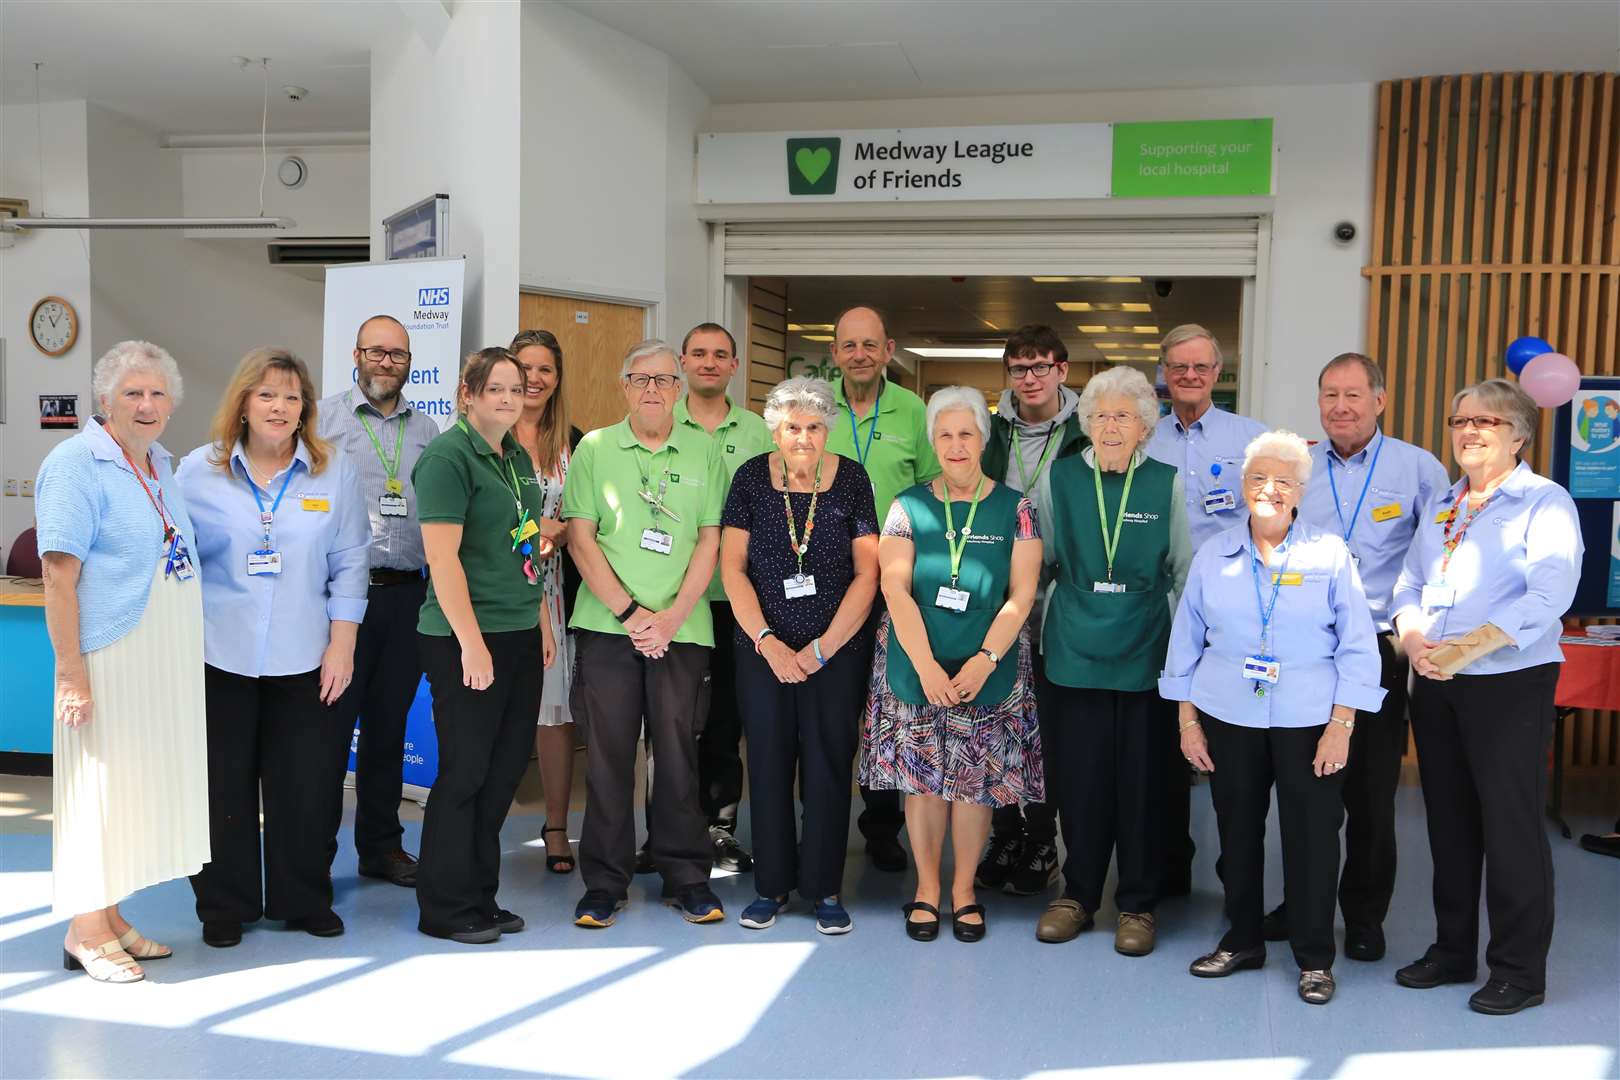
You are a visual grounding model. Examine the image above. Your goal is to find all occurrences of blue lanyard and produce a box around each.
[244,462,296,546]
[845,381,883,467]
[1248,526,1293,654]
[1326,433,1383,545]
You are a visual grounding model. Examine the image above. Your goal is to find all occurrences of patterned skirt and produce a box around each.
[857,613,1044,808]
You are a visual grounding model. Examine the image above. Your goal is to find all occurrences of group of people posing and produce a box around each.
[39,306,1581,1017]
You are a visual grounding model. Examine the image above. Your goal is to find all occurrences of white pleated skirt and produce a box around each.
[53,561,211,916]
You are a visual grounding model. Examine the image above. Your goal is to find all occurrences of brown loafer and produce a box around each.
[1036,898,1093,943]
[1115,912,1156,956]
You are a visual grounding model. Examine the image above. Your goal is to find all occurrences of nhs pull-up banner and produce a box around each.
[321,256,465,429]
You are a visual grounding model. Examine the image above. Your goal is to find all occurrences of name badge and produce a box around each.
[935,586,971,611]
[301,497,330,512]
[172,555,196,581]
[1420,583,1456,609]
[247,550,283,576]
[379,494,408,518]
[1270,572,1304,586]
[1371,502,1402,523]
[1243,654,1281,683]
[1202,489,1237,514]
[640,528,673,555]
[1433,508,1452,524]
[511,517,540,545]
[784,574,817,599]
[1093,581,1127,593]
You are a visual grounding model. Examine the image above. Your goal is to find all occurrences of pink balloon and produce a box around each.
[1517,352,1581,408]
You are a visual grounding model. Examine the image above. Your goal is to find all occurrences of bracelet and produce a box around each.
[1178,718,1202,732]
[812,637,827,667]
[753,626,775,654]
[1330,715,1356,731]
[614,598,639,624]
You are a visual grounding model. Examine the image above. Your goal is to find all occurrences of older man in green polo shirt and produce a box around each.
[823,304,941,872]
[565,339,728,929]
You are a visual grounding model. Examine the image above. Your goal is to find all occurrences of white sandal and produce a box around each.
[117,927,172,961]
[63,938,145,983]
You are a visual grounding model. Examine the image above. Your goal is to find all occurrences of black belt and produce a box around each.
[370,568,425,586]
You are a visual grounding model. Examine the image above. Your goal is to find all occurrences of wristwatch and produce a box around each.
[978,647,1000,664]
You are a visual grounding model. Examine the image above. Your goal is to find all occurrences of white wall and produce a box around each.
[180,144,368,238]
[0,101,94,556]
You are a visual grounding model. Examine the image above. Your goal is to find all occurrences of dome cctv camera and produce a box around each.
[1333,221,1357,245]
[283,85,309,102]
[1153,279,1174,298]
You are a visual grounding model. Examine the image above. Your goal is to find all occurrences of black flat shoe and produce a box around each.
[419,918,502,945]
[951,904,987,943]
[1395,954,1476,989]
[286,909,345,938]
[902,901,941,941]
[358,848,418,887]
[202,920,242,948]
[1469,978,1545,1015]
[490,909,525,934]
[1344,924,1386,962]
[1189,945,1266,978]
[867,836,907,873]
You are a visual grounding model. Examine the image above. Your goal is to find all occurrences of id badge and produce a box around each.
[1242,654,1281,684]
[784,574,817,599]
[640,528,673,555]
[1202,488,1237,514]
[935,586,971,611]
[511,517,540,545]
[171,552,196,581]
[1420,583,1456,609]
[247,550,283,576]
[1093,581,1127,593]
[379,493,408,518]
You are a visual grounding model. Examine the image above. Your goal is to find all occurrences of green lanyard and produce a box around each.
[781,454,823,579]
[1011,423,1060,494]
[1093,454,1137,583]
[458,420,529,544]
[941,476,986,586]
[356,407,407,495]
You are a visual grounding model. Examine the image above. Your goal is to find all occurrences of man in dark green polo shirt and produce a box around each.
[822,304,941,873]
[564,339,727,929]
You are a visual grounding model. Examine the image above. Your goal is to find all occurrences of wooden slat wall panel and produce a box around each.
[1366,72,1620,769]
[747,277,789,413]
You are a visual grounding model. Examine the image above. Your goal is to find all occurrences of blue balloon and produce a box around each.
[1505,335,1555,375]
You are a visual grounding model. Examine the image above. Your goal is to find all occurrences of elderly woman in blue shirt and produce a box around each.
[1390,379,1582,1016]
[177,347,369,949]
[1161,430,1384,1006]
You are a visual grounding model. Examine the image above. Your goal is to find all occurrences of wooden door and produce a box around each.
[517,293,648,435]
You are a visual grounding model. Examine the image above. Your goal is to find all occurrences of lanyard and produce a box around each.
[1326,433,1384,545]
[781,454,822,578]
[115,445,176,541]
[457,420,529,545]
[632,444,673,522]
[356,407,407,494]
[1248,526,1294,654]
[1439,484,1491,578]
[941,476,986,586]
[1011,422,1060,494]
[845,381,883,467]
[244,461,296,548]
[1093,455,1137,583]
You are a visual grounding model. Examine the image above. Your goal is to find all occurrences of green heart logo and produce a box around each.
[795,147,832,184]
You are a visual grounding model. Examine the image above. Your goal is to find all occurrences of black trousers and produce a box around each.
[736,635,867,900]
[415,628,542,932]
[990,650,1058,846]
[573,630,712,897]
[696,602,744,829]
[1204,713,1346,972]
[1336,633,1410,929]
[1163,709,1197,890]
[1040,678,1169,914]
[1410,663,1559,993]
[191,666,351,923]
[330,575,427,861]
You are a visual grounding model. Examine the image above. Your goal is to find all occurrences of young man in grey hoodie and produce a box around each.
[977,324,1088,895]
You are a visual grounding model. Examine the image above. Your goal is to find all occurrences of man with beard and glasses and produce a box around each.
[317,314,442,887]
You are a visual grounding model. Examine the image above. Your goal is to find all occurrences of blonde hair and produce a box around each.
[1159,323,1223,366]
[207,347,332,475]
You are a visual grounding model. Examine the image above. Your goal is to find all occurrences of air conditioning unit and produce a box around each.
[267,237,369,266]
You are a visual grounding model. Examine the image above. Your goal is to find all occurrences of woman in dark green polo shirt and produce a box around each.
[1035,365,1190,956]
[412,347,550,945]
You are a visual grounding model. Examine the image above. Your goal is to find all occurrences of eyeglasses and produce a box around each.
[1165,362,1218,378]
[1007,361,1060,380]
[625,373,680,390]
[1089,411,1140,427]
[1445,414,1510,431]
[1244,473,1298,493]
[360,347,411,364]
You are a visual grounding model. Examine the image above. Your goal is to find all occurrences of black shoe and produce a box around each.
[489,909,525,934]
[951,904,988,943]
[1004,840,1058,896]
[634,846,656,875]
[1344,924,1385,961]
[1579,832,1620,858]
[358,848,418,887]
[1395,954,1477,989]
[1189,945,1266,978]
[865,835,907,873]
[1469,978,1545,1015]
[902,901,941,941]
[1261,903,1289,942]
[202,920,243,948]
[974,831,1024,890]
[286,909,345,938]
[710,826,753,873]
[419,918,501,944]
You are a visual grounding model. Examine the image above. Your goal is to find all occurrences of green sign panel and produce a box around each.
[786,136,842,195]
[1111,119,1273,197]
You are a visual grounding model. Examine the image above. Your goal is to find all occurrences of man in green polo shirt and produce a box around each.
[564,339,727,929]
[823,304,941,873]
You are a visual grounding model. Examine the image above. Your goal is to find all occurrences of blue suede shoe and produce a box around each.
[814,897,853,935]
[739,895,788,930]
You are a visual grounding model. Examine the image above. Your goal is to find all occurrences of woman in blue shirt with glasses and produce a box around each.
[1161,430,1384,1006]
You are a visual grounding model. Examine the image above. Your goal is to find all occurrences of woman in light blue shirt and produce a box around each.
[177,347,369,949]
[1390,379,1582,1016]
[1161,430,1384,1006]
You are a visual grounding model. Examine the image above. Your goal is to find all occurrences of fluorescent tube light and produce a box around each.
[905,347,1006,359]
[2,216,297,231]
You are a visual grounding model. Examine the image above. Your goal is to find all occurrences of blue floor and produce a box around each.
[1,773,1616,1079]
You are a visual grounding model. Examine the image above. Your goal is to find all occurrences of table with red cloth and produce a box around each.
[1550,632,1620,837]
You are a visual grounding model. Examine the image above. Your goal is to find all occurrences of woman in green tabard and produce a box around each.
[859,386,1044,944]
[1033,366,1191,957]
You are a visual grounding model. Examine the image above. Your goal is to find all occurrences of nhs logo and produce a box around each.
[417,287,451,307]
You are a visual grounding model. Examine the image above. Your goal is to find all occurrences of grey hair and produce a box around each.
[93,340,183,409]
[620,338,681,380]
[1242,430,1313,484]
[763,376,836,433]
[1319,351,1386,394]
[1452,378,1538,446]
[1077,365,1160,437]
[926,386,992,444]
[1159,323,1223,366]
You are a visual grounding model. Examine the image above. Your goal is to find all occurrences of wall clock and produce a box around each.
[30,296,78,357]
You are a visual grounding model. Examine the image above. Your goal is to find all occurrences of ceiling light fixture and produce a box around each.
[1132,325,1161,334]
[1077,325,1110,334]
[905,347,1006,359]
[787,323,835,332]
[801,334,833,342]
[1031,276,1142,284]
[1058,301,1156,313]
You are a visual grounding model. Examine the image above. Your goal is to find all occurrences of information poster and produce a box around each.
[1570,390,1620,497]
[1610,503,1620,609]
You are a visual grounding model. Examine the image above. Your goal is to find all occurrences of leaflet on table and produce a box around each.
[1570,392,1620,498]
